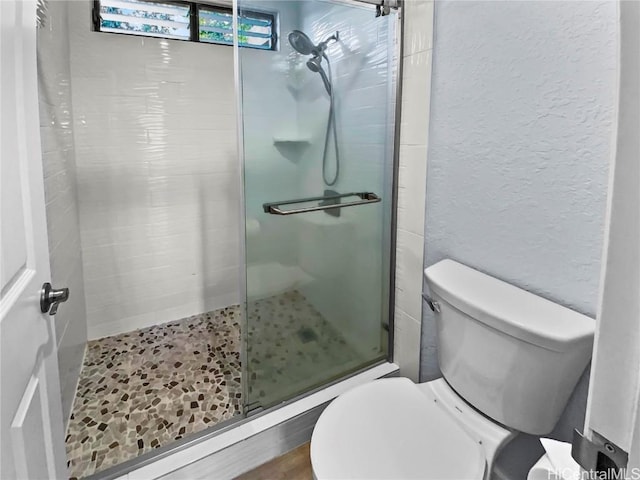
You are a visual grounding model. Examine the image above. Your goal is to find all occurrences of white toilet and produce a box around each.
[311,259,595,479]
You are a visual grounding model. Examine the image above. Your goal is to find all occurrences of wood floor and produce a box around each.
[235,443,313,480]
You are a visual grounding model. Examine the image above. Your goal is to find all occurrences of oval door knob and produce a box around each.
[40,282,70,315]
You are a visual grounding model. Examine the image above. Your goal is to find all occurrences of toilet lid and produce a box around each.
[311,377,486,480]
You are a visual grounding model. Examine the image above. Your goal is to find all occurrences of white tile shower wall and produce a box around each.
[295,1,397,357]
[68,3,240,339]
[393,0,434,381]
[424,0,616,441]
[37,0,88,426]
[239,0,305,283]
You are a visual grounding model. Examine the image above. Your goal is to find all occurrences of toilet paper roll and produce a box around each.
[528,455,563,480]
[527,439,582,480]
[541,438,582,480]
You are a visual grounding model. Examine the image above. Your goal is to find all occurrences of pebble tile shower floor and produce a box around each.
[65,290,361,479]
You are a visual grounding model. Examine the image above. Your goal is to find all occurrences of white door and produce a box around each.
[582,0,640,475]
[0,0,68,478]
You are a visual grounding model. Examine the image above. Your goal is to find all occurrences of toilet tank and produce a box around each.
[424,259,595,435]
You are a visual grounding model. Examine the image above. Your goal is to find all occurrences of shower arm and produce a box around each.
[313,32,339,56]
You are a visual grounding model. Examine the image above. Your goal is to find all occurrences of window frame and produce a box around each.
[92,0,278,51]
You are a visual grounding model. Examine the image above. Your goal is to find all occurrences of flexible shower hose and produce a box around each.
[322,56,340,186]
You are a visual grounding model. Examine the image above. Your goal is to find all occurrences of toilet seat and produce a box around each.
[311,377,486,480]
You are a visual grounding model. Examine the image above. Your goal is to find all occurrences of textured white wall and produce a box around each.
[68,2,240,339]
[423,0,617,442]
[37,0,88,426]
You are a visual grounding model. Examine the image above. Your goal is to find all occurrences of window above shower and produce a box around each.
[93,0,277,50]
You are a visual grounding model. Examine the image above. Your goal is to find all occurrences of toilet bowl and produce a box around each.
[312,377,514,480]
[311,259,595,480]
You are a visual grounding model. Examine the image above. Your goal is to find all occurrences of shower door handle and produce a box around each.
[263,192,381,216]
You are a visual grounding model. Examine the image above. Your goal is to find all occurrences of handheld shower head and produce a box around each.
[307,57,332,94]
[306,56,322,73]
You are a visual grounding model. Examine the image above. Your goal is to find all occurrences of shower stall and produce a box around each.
[36,0,400,477]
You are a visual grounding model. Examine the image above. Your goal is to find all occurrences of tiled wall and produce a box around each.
[55,0,405,360]
[239,0,305,287]
[393,0,434,381]
[37,0,88,425]
[68,3,240,339]
[239,0,396,358]
[295,1,397,356]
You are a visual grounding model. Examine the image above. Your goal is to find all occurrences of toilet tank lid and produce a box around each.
[424,259,595,352]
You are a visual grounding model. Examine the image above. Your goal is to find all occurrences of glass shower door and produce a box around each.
[237,0,397,410]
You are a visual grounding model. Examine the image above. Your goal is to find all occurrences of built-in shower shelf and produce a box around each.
[272,136,311,145]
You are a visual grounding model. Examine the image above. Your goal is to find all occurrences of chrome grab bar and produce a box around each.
[263,191,381,216]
